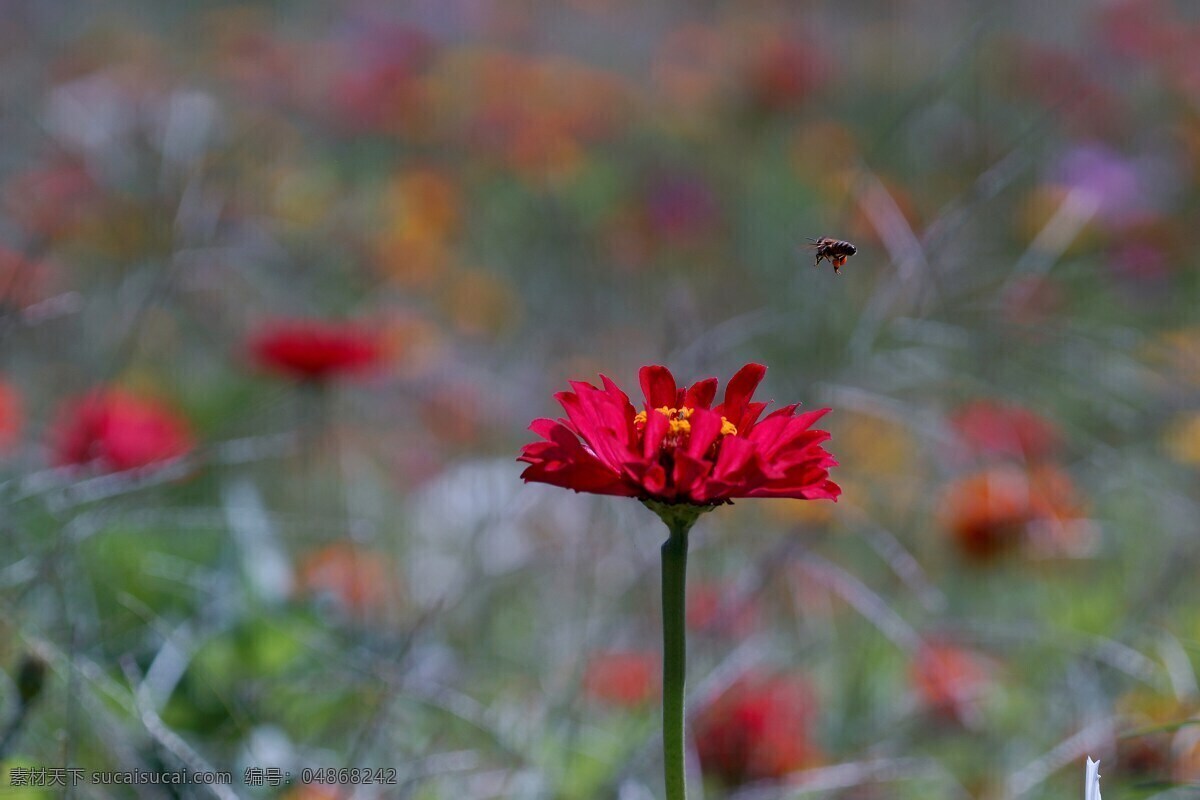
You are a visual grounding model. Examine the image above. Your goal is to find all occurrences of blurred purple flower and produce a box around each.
[1054,144,1154,224]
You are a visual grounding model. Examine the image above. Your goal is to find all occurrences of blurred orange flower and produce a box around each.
[296,543,399,618]
[375,168,460,287]
[938,465,1095,561]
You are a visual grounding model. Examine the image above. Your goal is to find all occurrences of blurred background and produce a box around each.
[1,0,1199,797]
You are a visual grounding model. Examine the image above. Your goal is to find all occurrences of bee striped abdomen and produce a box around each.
[807,237,858,274]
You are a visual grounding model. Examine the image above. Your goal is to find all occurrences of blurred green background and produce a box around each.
[2,1,1200,797]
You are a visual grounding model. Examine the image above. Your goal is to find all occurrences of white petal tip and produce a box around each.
[1084,757,1102,800]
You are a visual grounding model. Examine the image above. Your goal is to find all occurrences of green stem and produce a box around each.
[661,520,690,800]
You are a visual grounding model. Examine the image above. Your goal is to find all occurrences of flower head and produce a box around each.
[52,388,194,473]
[693,673,821,785]
[249,319,383,382]
[518,364,839,506]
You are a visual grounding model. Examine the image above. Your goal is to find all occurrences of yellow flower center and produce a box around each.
[633,406,738,441]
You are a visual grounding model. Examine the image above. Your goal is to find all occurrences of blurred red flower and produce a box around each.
[951,400,1061,462]
[581,650,661,708]
[693,673,821,785]
[518,364,839,505]
[0,379,22,453]
[249,320,384,381]
[52,389,194,472]
[910,642,992,724]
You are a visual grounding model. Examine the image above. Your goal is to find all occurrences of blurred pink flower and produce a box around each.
[1055,143,1160,225]
[52,389,194,473]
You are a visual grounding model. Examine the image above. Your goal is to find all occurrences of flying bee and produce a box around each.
[807,237,857,274]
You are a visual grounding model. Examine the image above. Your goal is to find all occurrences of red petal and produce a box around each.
[643,463,668,498]
[561,382,637,468]
[683,408,723,459]
[717,364,767,417]
[518,422,636,496]
[642,408,669,460]
[684,378,718,409]
[673,451,712,500]
[639,365,678,410]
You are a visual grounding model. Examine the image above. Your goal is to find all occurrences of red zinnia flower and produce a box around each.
[581,650,661,708]
[52,389,194,473]
[518,364,839,505]
[249,319,383,381]
[693,673,821,785]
